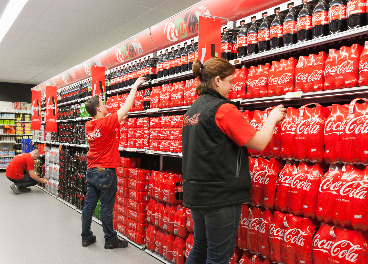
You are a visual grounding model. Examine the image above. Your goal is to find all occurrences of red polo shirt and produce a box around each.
[86,113,121,170]
[6,153,34,180]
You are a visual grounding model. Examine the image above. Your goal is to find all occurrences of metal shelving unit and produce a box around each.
[118,147,182,158]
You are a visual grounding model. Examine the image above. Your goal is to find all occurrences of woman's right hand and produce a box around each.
[268,105,287,123]
[134,76,146,87]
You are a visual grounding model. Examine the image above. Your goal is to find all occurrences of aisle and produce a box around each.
[0,173,161,264]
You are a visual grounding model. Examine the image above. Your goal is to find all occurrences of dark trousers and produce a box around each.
[186,204,242,264]
[7,174,38,189]
[81,167,118,244]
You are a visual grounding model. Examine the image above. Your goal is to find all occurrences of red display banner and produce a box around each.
[46,86,57,132]
[31,90,41,130]
[91,66,106,102]
[198,16,221,63]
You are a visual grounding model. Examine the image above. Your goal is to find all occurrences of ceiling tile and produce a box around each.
[19,3,48,19]
[0,36,20,48]
[5,27,28,39]
[29,0,55,6]
[11,16,37,29]
[154,0,199,13]
[115,0,167,8]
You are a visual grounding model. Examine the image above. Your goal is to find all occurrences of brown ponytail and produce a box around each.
[192,57,235,96]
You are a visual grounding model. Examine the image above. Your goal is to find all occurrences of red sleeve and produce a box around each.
[215,103,257,147]
[103,113,119,132]
[26,155,34,171]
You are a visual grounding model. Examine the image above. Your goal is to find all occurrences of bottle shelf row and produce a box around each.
[58,96,93,107]
[0,110,31,114]
[15,121,31,123]
[0,124,15,126]
[0,155,15,158]
[35,185,151,252]
[231,26,368,66]
[57,116,92,123]
[0,141,16,144]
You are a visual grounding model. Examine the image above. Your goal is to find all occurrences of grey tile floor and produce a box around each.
[0,173,162,264]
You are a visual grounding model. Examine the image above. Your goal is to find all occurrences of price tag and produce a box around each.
[146,150,154,154]
[126,148,137,152]
[285,91,303,99]
[234,59,240,65]
[147,108,159,113]
[152,79,158,84]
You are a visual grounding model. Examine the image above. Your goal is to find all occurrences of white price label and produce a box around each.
[146,150,154,154]
[285,91,303,99]
[349,105,354,114]
[147,108,159,113]
[126,148,137,152]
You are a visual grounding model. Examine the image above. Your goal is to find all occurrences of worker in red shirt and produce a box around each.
[6,149,46,194]
[81,76,146,249]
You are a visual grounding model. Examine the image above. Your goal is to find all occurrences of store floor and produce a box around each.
[0,173,161,264]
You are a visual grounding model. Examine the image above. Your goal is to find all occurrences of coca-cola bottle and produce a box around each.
[283,3,298,46]
[231,32,238,60]
[221,28,232,60]
[247,17,259,55]
[258,13,270,52]
[175,44,182,74]
[313,0,330,38]
[237,21,247,57]
[329,0,347,34]
[181,42,189,72]
[188,40,196,70]
[297,1,313,42]
[347,0,367,28]
[169,47,176,76]
[163,49,170,77]
[157,51,164,79]
[270,8,283,49]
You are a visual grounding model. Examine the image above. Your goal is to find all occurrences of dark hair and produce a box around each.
[192,58,235,95]
[85,96,100,117]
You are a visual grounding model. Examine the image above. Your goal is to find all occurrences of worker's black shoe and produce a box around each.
[82,235,96,247]
[10,184,22,194]
[104,239,128,249]
[19,187,31,192]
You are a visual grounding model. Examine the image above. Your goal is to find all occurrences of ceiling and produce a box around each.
[0,0,201,86]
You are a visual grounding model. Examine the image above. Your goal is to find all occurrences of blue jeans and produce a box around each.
[8,174,38,189]
[81,168,118,244]
[186,204,242,264]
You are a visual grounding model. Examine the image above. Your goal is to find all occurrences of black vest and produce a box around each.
[182,89,252,209]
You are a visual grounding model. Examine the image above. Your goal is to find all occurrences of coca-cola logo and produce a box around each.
[251,170,270,185]
[313,234,362,262]
[325,60,354,75]
[278,171,312,191]
[297,16,312,29]
[359,61,368,72]
[347,0,366,16]
[269,223,284,240]
[237,36,247,46]
[296,119,321,135]
[269,73,293,85]
[270,25,283,36]
[329,5,347,21]
[344,116,368,134]
[247,33,258,44]
[283,21,296,33]
[312,11,329,26]
[258,29,270,40]
[32,100,39,117]
[281,120,297,134]
[248,77,267,87]
[325,119,343,134]
[284,228,306,246]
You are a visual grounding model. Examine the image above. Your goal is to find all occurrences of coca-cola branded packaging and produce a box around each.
[294,103,330,162]
[221,28,232,61]
[237,21,248,58]
[283,3,298,46]
[313,0,330,38]
[329,0,348,33]
[230,67,248,100]
[270,8,283,49]
[269,210,287,263]
[313,223,368,264]
[297,1,313,42]
[324,44,363,90]
[258,13,270,53]
[359,41,368,86]
[172,236,185,264]
[175,45,182,74]
[275,161,298,213]
[181,42,189,72]
[270,118,282,159]
[238,204,251,250]
[324,104,349,163]
[347,0,367,29]
[280,107,299,160]
[247,63,270,99]
[247,206,263,253]
[259,208,274,258]
[295,52,326,93]
[340,98,368,163]
[249,110,266,157]
[185,233,194,259]
[268,57,297,96]
[247,17,259,55]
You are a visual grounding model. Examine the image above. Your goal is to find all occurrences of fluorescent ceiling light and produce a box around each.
[0,0,29,43]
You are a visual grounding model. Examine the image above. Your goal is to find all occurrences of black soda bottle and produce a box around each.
[258,13,271,52]
[329,0,347,33]
[270,8,284,49]
[231,32,238,60]
[157,51,163,79]
[168,47,176,76]
[188,40,196,69]
[313,0,329,38]
[283,3,298,46]
[221,28,232,60]
[163,49,170,77]
[347,0,367,29]
[181,42,189,72]
[297,1,313,42]
[175,44,182,74]
[247,17,259,55]
[237,21,247,57]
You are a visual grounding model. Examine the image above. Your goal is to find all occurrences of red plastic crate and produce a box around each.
[117,223,126,235]
[129,179,149,192]
[129,190,149,203]
[126,218,148,234]
[126,227,146,245]
[116,195,125,206]
[116,204,127,216]
[117,214,126,225]
[127,208,147,223]
[126,198,148,213]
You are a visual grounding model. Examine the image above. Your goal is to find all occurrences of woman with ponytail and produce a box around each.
[182,58,286,264]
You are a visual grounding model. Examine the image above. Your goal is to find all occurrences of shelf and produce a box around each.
[127,106,190,116]
[0,167,8,170]
[231,25,368,65]
[0,118,15,120]
[57,116,91,123]
[0,156,15,158]
[58,96,92,107]
[0,124,15,126]
[0,110,30,114]
[0,141,17,143]
[155,70,193,83]
[15,121,31,123]
[60,143,89,148]
[119,147,182,158]
[107,81,152,95]
[144,250,172,264]
[0,134,16,136]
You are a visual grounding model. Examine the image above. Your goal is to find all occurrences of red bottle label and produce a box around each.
[195,51,198,60]
[258,29,270,41]
[181,55,188,65]
[312,11,329,26]
[157,63,163,71]
[283,21,297,34]
[247,33,258,44]
[237,36,247,47]
[188,53,195,62]
[221,42,232,53]
[297,16,312,30]
[164,61,170,70]
[329,5,347,21]
[175,57,181,67]
[347,0,366,16]
[270,25,283,38]
[232,42,238,53]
